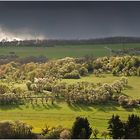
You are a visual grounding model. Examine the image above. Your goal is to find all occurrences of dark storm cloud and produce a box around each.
[0,1,140,39]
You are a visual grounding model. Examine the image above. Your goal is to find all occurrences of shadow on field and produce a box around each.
[94,103,119,112]
[67,102,121,112]
[0,104,23,110]
[30,103,62,111]
[125,85,133,90]
[68,103,92,111]
[47,103,62,110]
[124,106,140,112]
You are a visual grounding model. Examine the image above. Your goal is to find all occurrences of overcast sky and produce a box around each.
[0,1,140,39]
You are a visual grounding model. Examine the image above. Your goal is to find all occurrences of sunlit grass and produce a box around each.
[0,102,140,133]
[0,74,139,133]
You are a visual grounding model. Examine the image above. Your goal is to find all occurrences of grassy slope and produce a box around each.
[0,74,139,133]
[0,43,140,58]
[1,102,140,133]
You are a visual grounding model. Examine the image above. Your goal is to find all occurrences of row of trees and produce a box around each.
[25,76,134,108]
[0,75,139,108]
[0,56,139,82]
[93,56,140,76]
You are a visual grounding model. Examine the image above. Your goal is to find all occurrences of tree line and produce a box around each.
[0,56,139,82]
[26,76,140,108]
[1,37,140,47]
[0,74,139,108]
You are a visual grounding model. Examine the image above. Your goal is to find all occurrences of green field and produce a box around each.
[0,43,140,58]
[0,44,140,136]
[0,74,140,133]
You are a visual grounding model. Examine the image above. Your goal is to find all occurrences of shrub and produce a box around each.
[13,121,33,138]
[44,126,63,139]
[60,129,71,139]
[127,99,139,108]
[41,125,50,136]
[0,120,33,139]
[64,70,80,79]
[26,81,32,90]
[118,95,129,107]
[0,84,9,94]
[79,67,88,76]
[0,121,15,139]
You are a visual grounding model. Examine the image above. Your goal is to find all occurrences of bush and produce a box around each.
[0,120,33,139]
[0,121,15,139]
[127,99,139,108]
[0,84,9,94]
[79,67,88,76]
[64,70,80,79]
[118,95,129,107]
[13,121,33,138]
[26,81,32,90]
[44,126,63,139]
[60,129,71,139]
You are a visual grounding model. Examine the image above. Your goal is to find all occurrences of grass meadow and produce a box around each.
[0,43,140,58]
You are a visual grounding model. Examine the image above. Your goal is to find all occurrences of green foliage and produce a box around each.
[26,81,32,90]
[71,117,92,139]
[0,121,15,139]
[0,86,24,105]
[13,121,33,139]
[0,56,139,82]
[108,115,125,139]
[44,125,63,139]
[125,114,140,139]
[93,56,140,76]
[0,120,33,139]
[64,70,80,79]
[24,76,129,106]
[108,114,140,139]
[79,67,88,76]
[27,71,36,82]
[118,95,129,107]
[0,84,9,94]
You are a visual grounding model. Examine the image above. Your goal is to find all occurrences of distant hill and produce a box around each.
[1,36,140,47]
